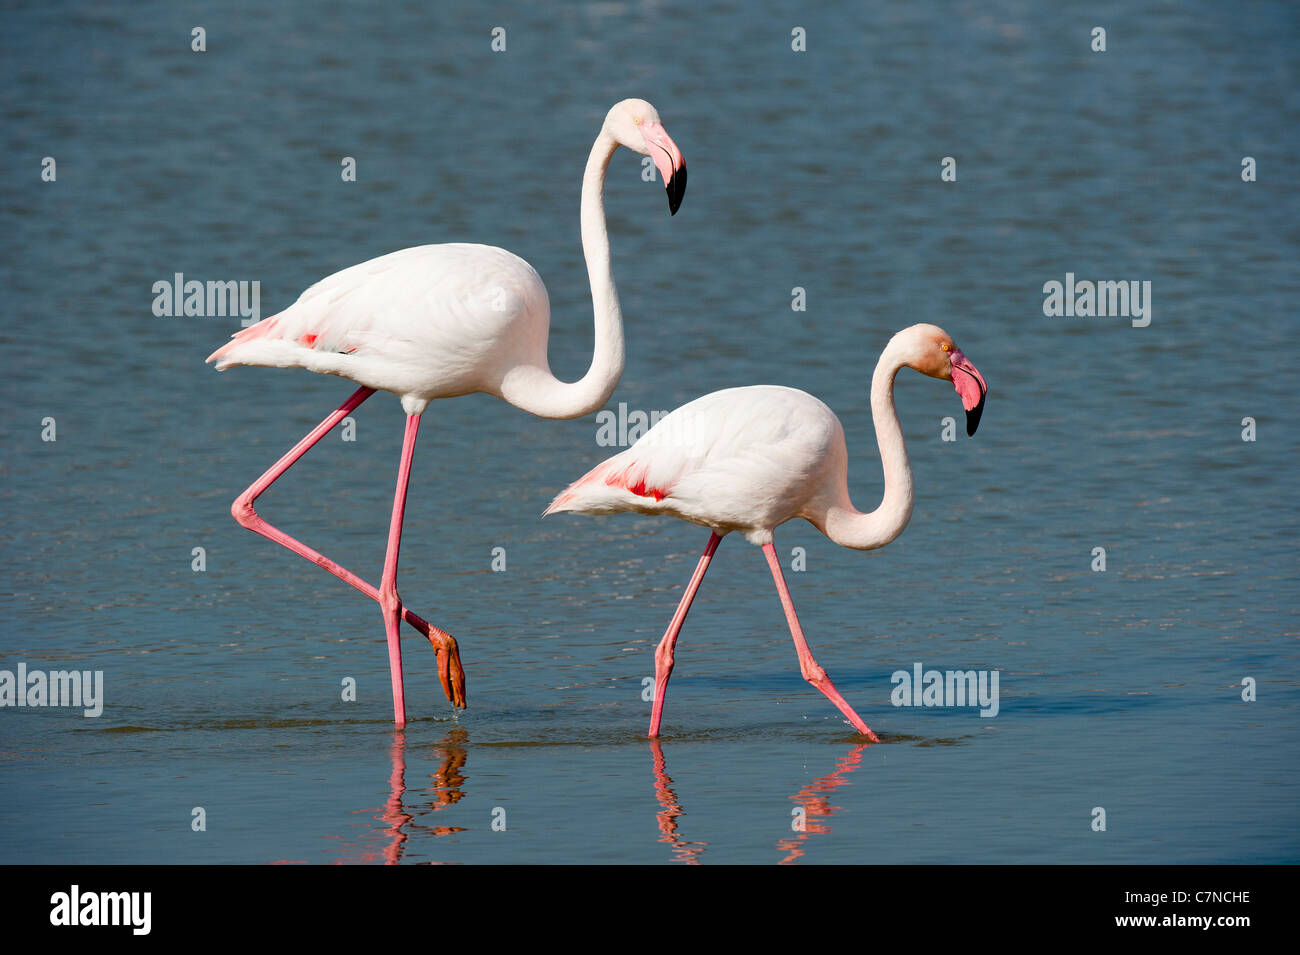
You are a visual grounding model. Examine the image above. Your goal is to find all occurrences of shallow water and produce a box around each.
[1,0,1297,863]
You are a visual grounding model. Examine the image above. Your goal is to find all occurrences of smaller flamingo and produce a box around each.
[545,323,987,739]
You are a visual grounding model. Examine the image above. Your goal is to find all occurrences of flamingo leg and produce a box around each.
[378,414,420,727]
[648,531,721,738]
[230,385,466,712]
[761,541,879,742]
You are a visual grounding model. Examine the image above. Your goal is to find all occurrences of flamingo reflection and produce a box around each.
[775,744,868,864]
[649,740,708,864]
[648,741,869,865]
[339,727,470,864]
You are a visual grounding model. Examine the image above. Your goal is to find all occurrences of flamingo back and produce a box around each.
[206,243,551,404]
[545,385,848,540]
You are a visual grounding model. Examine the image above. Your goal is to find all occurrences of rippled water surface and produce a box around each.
[1,1,1297,863]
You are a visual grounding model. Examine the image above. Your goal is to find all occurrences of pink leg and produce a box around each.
[378,414,420,728]
[230,386,466,712]
[648,531,721,738]
[761,541,879,742]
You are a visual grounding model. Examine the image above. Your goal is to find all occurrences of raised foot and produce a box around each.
[400,609,467,709]
[432,631,467,709]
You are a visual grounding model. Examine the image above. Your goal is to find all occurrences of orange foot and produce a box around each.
[433,631,466,710]
[401,609,467,709]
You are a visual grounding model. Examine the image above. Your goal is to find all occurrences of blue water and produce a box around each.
[1,0,1297,863]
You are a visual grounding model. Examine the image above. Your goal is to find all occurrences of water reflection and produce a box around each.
[339,727,470,864]
[649,740,869,864]
[649,740,708,864]
[775,744,868,865]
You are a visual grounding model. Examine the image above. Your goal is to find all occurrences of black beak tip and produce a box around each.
[965,390,986,437]
[666,165,686,215]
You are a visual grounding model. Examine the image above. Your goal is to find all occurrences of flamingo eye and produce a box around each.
[633,117,643,126]
[941,343,951,352]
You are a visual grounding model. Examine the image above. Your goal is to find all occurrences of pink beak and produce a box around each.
[639,121,687,215]
[949,349,987,436]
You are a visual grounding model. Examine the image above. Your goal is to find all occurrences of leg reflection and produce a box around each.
[776,744,868,865]
[649,739,708,864]
[423,726,470,826]
[345,727,470,864]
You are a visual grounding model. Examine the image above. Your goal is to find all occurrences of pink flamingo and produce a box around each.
[545,324,987,740]
[207,99,686,728]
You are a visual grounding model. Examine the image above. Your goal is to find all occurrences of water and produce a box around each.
[1,0,1297,863]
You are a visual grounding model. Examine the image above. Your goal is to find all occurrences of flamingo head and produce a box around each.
[898,323,988,436]
[604,98,687,215]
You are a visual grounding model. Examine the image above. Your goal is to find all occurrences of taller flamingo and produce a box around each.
[207,99,686,728]
[545,324,987,740]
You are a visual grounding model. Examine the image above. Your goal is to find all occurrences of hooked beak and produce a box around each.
[640,121,686,215]
[949,349,987,436]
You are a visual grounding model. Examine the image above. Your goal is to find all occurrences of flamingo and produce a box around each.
[207,99,686,728]
[545,323,987,740]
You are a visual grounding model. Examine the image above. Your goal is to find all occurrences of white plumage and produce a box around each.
[209,244,551,409]
[546,385,845,544]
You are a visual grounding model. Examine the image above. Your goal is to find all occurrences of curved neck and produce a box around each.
[821,343,915,550]
[502,131,625,419]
